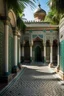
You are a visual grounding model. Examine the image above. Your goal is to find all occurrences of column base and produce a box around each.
[21,56,24,63]
[56,65,60,72]
[18,62,22,69]
[30,57,32,63]
[49,62,54,68]
[44,57,46,63]
[12,66,19,73]
[0,72,12,83]
[58,70,64,80]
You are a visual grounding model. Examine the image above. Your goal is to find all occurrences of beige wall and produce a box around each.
[8,10,16,27]
[0,0,5,16]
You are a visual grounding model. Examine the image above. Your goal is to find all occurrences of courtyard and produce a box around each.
[0,0,64,96]
[0,64,64,96]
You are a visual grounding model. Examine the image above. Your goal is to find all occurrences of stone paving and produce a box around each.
[0,64,64,96]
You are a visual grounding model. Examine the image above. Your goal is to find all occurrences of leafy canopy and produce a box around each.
[6,0,36,16]
[46,0,64,24]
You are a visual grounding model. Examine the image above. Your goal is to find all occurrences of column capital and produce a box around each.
[5,18,10,25]
[50,44,53,47]
[13,27,18,36]
[0,16,10,25]
[3,16,10,25]
[50,41,53,46]
[43,42,46,46]
[17,32,21,38]
[29,41,33,46]
[50,42,53,47]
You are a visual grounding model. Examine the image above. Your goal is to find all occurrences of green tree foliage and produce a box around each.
[6,0,35,16]
[17,16,26,33]
[45,0,64,24]
[50,0,64,14]
[4,0,35,31]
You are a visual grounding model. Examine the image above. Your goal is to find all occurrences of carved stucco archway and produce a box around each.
[8,10,16,27]
[33,36,44,62]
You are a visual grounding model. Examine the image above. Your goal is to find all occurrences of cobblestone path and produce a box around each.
[0,65,64,96]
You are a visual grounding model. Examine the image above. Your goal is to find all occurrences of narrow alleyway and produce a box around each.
[0,64,64,96]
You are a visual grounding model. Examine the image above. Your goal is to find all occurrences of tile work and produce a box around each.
[1,64,64,96]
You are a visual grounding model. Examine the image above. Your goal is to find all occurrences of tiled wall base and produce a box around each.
[18,63,22,69]
[0,74,12,83]
[12,66,19,73]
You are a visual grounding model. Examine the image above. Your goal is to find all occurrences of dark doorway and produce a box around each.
[24,41,30,62]
[35,46,42,62]
[53,40,57,65]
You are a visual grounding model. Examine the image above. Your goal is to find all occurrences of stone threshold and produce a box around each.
[48,66,64,87]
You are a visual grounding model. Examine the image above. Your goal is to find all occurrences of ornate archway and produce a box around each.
[33,36,44,62]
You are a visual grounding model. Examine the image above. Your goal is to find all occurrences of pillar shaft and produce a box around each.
[12,28,19,73]
[18,37,21,64]
[50,45,53,63]
[21,45,24,62]
[29,41,33,62]
[14,35,17,66]
[30,45,32,62]
[30,46,32,57]
[57,45,59,65]
[18,37,22,69]
[44,44,46,63]
[56,44,60,72]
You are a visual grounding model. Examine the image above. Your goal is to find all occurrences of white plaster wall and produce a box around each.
[59,18,64,42]
[8,10,16,27]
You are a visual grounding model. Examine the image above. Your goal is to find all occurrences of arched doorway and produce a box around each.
[35,46,42,62]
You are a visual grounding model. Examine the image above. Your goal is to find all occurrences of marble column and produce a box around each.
[50,44,53,63]
[21,41,25,62]
[18,33,22,69]
[12,28,18,73]
[56,44,60,72]
[49,43,53,67]
[43,43,46,63]
[30,41,33,62]
[19,40,21,64]
[30,45,32,62]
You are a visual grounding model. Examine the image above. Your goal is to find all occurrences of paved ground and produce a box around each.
[0,64,64,96]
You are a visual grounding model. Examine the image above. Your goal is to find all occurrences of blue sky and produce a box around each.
[23,0,49,21]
